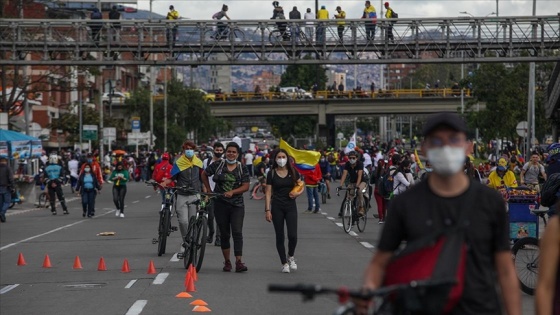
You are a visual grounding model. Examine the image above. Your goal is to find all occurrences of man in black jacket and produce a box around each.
[0,157,14,222]
[289,6,301,43]
[109,5,121,42]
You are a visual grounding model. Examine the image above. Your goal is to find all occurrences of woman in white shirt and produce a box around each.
[392,159,411,196]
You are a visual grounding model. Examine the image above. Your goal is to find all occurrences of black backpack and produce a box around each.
[540,173,560,207]
[392,11,398,18]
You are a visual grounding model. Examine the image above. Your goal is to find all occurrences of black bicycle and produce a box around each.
[337,186,367,233]
[178,192,223,272]
[268,278,456,315]
[204,24,245,42]
[146,180,182,257]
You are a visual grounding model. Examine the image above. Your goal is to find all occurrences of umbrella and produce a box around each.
[113,149,126,155]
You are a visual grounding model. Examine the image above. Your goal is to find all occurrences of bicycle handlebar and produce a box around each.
[268,278,457,301]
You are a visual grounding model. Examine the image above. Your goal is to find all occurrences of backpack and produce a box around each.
[379,168,399,199]
[392,11,398,18]
[540,173,560,207]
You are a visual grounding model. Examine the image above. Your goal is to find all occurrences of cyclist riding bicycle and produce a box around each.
[338,150,366,217]
[152,152,174,206]
[212,4,231,39]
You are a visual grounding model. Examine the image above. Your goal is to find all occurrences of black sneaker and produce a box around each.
[214,239,221,247]
[0,213,6,222]
[206,235,213,244]
[63,210,69,215]
[52,210,57,215]
[83,211,86,218]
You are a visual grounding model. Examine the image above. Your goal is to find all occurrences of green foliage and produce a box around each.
[50,104,100,144]
[280,60,328,90]
[266,116,318,140]
[404,64,465,89]
[126,80,223,150]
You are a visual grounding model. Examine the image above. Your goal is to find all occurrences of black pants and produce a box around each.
[271,202,298,264]
[207,199,220,239]
[387,24,394,41]
[81,189,97,216]
[337,25,344,42]
[48,183,67,212]
[214,199,245,256]
[112,185,127,212]
[365,23,376,40]
[166,27,178,45]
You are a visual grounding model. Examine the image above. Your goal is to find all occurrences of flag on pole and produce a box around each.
[414,149,424,170]
[344,132,357,154]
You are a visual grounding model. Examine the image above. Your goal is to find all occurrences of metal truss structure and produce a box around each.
[1,15,559,66]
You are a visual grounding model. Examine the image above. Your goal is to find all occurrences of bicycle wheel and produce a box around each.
[341,201,353,233]
[357,207,367,232]
[38,193,48,208]
[183,218,197,269]
[203,29,216,42]
[511,237,539,295]
[230,28,245,42]
[252,183,265,200]
[192,216,208,272]
[157,208,171,256]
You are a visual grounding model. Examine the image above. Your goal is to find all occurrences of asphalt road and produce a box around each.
[1,181,536,315]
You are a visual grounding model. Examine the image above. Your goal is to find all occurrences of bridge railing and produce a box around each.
[151,88,471,102]
[1,16,558,65]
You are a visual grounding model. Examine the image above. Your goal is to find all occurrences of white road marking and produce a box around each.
[327,217,335,220]
[170,253,180,262]
[335,223,343,227]
[132,200,139,204]
[125,300,148,315]
[0,284,20,294]
[321,212,328,215]
[152,273,169,285]
[0,220,85,251]
[145,196,151,199]
[360,242,375,249]
[125,280,137,289]
[349,231,358,237]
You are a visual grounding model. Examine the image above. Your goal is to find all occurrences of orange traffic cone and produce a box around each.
[190,299,208,306]
[184,271,192,290]
[97,257,107,271]
[17,253,27,266]
[175,292,193,298]
[121,259,130,273]
[73,256,83,269]
[190,264,198,282]
[186,272,196,292]
[147,260,156,274]
[42,254,52,268]
[192,306,212,312]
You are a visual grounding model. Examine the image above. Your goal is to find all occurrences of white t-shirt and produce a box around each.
[68,159,79,178]
[232,136,242,148]
[245,153,254,165]
[304,12,314,24]
[363,153,372,168]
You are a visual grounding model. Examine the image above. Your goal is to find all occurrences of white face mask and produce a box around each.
[276,158,287,167]
[426,146,465,177]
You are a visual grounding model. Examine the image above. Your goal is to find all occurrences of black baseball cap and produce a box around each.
[422,112,468,137]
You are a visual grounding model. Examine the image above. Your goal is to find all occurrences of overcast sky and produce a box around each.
[136,0,559,20]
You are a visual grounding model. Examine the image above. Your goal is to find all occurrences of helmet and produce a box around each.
[162,153,170,160]
[49,154,58,165]
[272,1,279,7]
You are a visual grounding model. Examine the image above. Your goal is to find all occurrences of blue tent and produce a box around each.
[0,129,41,159]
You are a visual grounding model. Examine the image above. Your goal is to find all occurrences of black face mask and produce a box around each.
[214,152,223,158]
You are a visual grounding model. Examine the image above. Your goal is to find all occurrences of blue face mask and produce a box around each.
[226,158,237,164]
[425,168,433,172]
[87,159,92,163]
[185,150,194,158]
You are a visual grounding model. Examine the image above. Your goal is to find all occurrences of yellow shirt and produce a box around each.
[385,8,394,18]
[487,170,518,190]
[167,10,180,20]
[317,9,329,20]
[335,10,346,25]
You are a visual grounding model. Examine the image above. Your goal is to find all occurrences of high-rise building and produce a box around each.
[209,54,231,92]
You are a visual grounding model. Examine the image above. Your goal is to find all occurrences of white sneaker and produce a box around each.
[119,213,125,218]
[281,263,290,273]
[115,210,120,217]
[288,256,297,271]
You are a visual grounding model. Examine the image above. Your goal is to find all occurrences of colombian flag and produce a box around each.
[279,139,322,181]
[170,155,204,177]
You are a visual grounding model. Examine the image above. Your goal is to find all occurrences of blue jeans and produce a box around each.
[306,186,320,211]
[0,187,11,216]
[81,189,97,216]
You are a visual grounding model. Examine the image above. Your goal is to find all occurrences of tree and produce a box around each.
[50,104,100,144]
[279,57,328,90]
[266,116,318,141]
[125,80,227,150]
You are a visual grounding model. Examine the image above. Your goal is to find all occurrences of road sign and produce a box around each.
[516,121,528,138]
[131,117,141,133]
[82,125,98,141]
[337,132,344,140]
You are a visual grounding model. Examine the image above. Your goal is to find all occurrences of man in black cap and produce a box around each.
[358,112,521,315]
